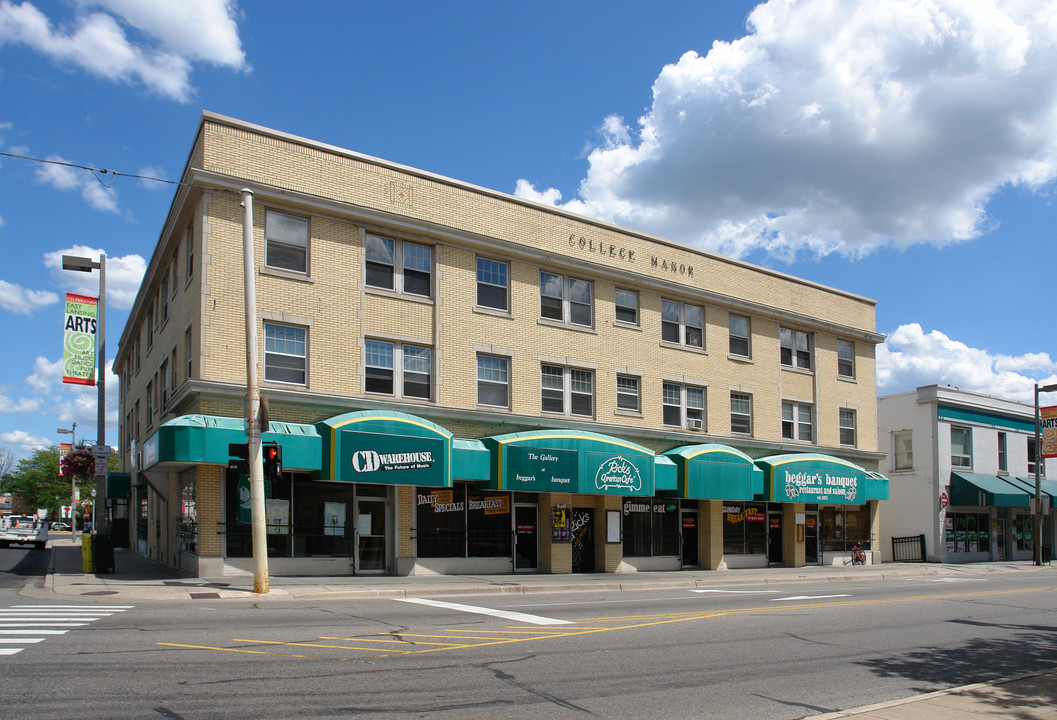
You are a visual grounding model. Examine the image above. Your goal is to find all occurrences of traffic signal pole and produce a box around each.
[240,188,269,593]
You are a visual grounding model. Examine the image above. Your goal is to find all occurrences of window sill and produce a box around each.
[541,410,595,420]
[728,354,753,364]
[660,341,708,355]
[473,306,514,319]
[838,375,857,384]
[261,266,315,283]
[614,409,644,418]
[613,321,642,332]
[365,286,434,304]
[537,318,598,334]
[780,365,814,376]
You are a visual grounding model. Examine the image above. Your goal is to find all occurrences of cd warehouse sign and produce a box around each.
[337,430,448,486]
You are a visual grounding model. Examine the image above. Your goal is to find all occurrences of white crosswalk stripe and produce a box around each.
[0,605,132,657]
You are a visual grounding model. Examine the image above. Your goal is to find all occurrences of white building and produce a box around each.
[878,385,1056,563]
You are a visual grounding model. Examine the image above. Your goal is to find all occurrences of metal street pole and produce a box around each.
[241,188,269,594]
[57,423,76,537]
[1034,383,1057,566]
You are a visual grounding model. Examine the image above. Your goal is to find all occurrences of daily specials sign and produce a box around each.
[62,293,98,385]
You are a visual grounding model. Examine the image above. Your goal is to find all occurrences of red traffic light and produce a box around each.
[263,444,281,462]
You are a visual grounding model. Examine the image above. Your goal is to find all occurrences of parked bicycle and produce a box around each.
[851,542,866,565]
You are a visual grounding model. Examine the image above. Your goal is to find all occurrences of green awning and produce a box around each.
[482,429,655,496]
[318,411,452,487]
[1007,476,1057,508]
[661,444,763,500]
[865,471,890,500]
[654,455,678,492]
[106,472,131,499]
[141,415,322,472]
[755,453,869,505]
[949,472,1028,507]
[453,439,490,481]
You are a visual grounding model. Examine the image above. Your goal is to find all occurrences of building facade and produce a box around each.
[115,112,887,577]
[877,385,1056,563]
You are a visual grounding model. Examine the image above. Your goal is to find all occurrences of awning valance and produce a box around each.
[141,415,321,472]
[661,444,763,500]
[755,453,869,505]
[319,411,452,487]
[949,472,1028,507]
[106,472,131,499]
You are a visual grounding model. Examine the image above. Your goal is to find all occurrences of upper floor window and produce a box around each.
[729,314,750,357]
[541,364,594,417]
[146,378,154,425]
[950,426,972,468]
[730,392,752,434]
[837,339,855,378]
[614,288,639,326]
[476,258,509,311]
[662,300,704,349]
[839,408,857,446]
[146,308,154,351]
[184,327,193,382]
[782,401,813,442]
[477,354,509,408]
[540,272,593,328]
[616,374,640,412]
[265,210,309,273]
[780,328,812,370]
[170,256,179,299]
[366,234,432,296]
[998,432,1008,472]
[893,431,913,470]
[185,223,194,282]
[264,322,307,385]
[160,359,170,407]
[160,276,169,326]
[663,382,705,429]
[365,339,432,399]
[1028,437,1045,477]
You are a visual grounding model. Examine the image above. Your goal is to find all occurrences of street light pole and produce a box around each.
[62,253,106,535]
[57,422,76,537]
[1034,383,1057,566]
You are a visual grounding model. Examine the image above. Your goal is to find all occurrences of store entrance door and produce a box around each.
[805,512,819,564]
[768,512,784,565]
[681,511,699,568]
[571,507,595,573]
[354,487,388,574]
[996,519,1008,561]
[514,505,538,571]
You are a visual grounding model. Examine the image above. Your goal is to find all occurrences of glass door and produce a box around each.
[514,505,538,571]
[354,485,388,574]
[681,510,699,568]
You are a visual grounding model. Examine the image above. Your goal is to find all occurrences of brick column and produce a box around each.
[699,499,724,570]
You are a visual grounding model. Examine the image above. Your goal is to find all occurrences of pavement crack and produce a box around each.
[482,657,595,714]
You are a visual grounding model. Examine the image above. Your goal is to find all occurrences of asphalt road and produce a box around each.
[2,567,1056,719]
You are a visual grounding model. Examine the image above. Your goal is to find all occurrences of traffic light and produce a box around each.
[263,441,283,480]
[228,443,249,475]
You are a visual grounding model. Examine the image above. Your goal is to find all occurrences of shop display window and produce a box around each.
[943,512,991,553]
[416,483,512,559]
[819,506,871,552]
[621,497,680,557]
[722,502,767,555]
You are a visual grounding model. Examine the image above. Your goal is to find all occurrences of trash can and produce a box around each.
[1043,546,1052,565]
[92,533,115,574]
[81,533,94,573]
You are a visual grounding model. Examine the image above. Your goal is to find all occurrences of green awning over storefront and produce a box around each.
[106,472,131,499]
[141,415,321,471]
[949,471,1028,507]
[865,471,890,501]
[482,430,655,497]
[755,453,869,505]
[654,455,678,492]
[1012,476,1057,508]
[319,411,452,487]
[453,439,491,481]
[661,444,763,500]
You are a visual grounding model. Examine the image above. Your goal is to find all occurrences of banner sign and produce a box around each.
[59,442,72,477]
[1042,405,1057,459]
[62,293,98,386]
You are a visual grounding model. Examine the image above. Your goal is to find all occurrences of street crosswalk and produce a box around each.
[0,605,133,656]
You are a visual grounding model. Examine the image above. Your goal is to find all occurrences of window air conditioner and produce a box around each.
[686,418,703,430]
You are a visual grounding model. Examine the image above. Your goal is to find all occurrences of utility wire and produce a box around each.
[0,150,184,189]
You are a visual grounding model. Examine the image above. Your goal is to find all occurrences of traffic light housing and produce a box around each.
[228,443,249,475]
[263,441,283,480]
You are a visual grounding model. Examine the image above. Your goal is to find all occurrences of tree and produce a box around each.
[0,448,15,491]
[7,445,97,518]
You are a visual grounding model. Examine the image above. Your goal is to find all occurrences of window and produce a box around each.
[1028,437,1045,477]
[416,484,512,559]
[540,272,593,327]
[837,339,855,378]
[782,401,813,442]
[541,364,593,417]
[893,431,913,470]
[839,408,857,446]
[476,257,509,311]
[365,339,432,399]
[184,327,193,381]
[146,309,154,351]
[134,337,140,374]
[998,432,1008,472]
[780,327,812,370]
[663,382,705,429]
[622,497,680,557]
[944,512,991,553]
[146,378,154,425]
[614,288,639,325]
[729,314,750,357]
[951,426,972,468]
[366,234,432,296]
[160,276,169,325]
[723,503,767,555]
[170,256,179,299]
[616,375,640,412]
[730,392,752,434]
[265,210,309,273]
[185,223,194,282]
[179,469,197,553]
[661,300,704,349]
[477,355,509,408]
[264,322,307,385]
[160,359,170,407]
[134,400,140,442]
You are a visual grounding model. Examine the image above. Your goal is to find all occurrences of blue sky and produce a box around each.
[1,0,1056,461]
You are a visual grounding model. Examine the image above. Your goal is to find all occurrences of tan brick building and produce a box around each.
[114,112,887,577]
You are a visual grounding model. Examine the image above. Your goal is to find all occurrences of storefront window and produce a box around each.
[819,506,871,552]
[416,483,512,559]
[722,502,767,554]
[621,498,679,557]
[1014,514,1033,552]
[943,512,991,553]
[179,469,197,553]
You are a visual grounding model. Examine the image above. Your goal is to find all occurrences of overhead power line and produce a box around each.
[0,150,182,189]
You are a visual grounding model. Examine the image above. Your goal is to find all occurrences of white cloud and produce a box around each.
[0,279,58,315]
[0,0,246,102]
[43,244,146,310]
[0,393,41,413]
[25,355,61,393]
[877,323,1057,402]
[34,155,118,212]
[516,0,1057,260]
[136,164,167,190]
[0,429,50,454]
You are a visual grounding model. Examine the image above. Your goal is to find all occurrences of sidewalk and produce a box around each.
[31,535,1057,719]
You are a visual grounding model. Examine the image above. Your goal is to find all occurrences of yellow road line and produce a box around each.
[320,636,459,646]
[157,642,309,658]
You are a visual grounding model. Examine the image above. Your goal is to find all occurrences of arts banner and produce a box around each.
[62,293,97,385]
[1041,405,1057,459]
